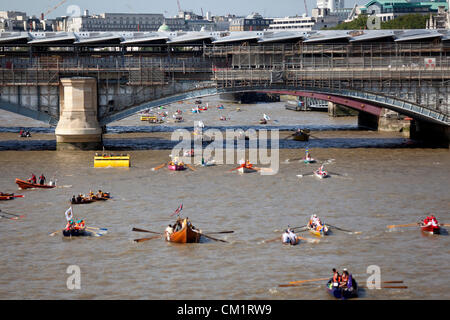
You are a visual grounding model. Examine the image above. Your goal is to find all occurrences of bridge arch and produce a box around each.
[99,85,449,127]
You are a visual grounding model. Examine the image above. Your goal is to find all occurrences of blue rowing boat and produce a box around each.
[326,278,358,299]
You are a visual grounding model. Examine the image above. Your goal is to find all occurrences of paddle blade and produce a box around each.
[185,164,196,171]
[152,163,167,171]
[134,235,161,243]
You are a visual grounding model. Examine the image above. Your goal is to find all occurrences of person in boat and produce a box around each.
[25,130,31,137]
[282,229,291,245]
[28,173,37,184]
[39,174,46,185]
[164,224,174,241]
[287,228,298,245]
[71,195,76,204]
[19,129,24,137]
[173,217,183,232]
[340,269,349,287]
[332,268,341,284]
[76,194,83,203]
[88,190,94,199]
[245,160,253,169]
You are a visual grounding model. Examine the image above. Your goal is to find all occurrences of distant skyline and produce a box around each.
[1,0,367,19]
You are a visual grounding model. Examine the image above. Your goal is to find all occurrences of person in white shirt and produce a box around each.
[165,224,174,241]
[288,229,298,245]
[282,230,291,244]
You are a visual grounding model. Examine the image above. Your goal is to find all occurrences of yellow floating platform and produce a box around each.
[94,154,130,167]
[140,115,156,121]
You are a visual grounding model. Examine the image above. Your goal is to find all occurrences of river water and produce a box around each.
[0,96,449,300]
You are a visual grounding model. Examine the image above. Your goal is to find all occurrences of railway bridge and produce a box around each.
[0,29,449,149]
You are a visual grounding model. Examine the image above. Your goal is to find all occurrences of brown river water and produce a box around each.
[0,96,449,300]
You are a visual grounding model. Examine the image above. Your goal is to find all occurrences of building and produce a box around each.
[268,8,346,31]
[360,0,448,22]
[317,0,345,12]
[229,13,273,31]
[66,12,166,32]
[426,1,450,28]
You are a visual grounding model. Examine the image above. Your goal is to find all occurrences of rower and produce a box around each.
[39,174,46,185]
[332,268,341,284]
[165,224,174,240]
[29,173,37,184]
[282,230,291,245]
[288,228,298,245]
[340,268,349,287]
[430,215,439,227]
[71,195,76,204]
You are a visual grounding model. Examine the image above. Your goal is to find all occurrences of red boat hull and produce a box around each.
[15,178,56,190]
[421,225,440,234]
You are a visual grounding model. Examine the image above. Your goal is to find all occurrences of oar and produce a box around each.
[297,235,320,244]
[195,231,228,243]
[0,213,19,220]
[328,224,362,234]
[185,163,196,171]
[152,162,168,171]
[283,278,329,286]
[386,223,418,229]
[262,236,281,243]
[132,227,163,235]
[86,227,108,232]
[0,210,25,219]
[440,223,450,227]
[253,166,273,173]
[202,231,234,234]
[49,229,64,236]
[229,165,244,172]
[297,173,314,178]
[134,235,162,243]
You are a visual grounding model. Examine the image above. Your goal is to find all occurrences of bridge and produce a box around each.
[0,29,449,149]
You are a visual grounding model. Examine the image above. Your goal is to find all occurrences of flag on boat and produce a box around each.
[171,204,183,217]
[65,207,73,221]
[263,114,270,121]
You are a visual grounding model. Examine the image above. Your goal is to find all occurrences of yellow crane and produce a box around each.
[41,0,68,20]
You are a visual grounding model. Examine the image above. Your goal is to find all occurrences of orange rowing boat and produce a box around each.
[169,219,201,243]
[15,178,56,190]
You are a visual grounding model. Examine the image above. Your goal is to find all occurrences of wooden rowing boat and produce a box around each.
[307,224,329,237]
[15,178,56,190]
[169,222,201,243]
[326,278,358,300]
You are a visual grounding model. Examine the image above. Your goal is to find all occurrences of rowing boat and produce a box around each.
[303,157,316,163]
[314,170,328,179]
[307,224,329,237]
[168,162,186,171]
[62,228,93,237]
[168,222,201,243]
[326,278,358,300]
[419,223,440,235]
[15,178,56,190]
[94,154,130,168]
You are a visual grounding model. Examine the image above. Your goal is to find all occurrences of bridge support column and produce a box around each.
[328,102,358,117]
[411,120,450,146]
[358,108,411,137]
[55,77,102,150]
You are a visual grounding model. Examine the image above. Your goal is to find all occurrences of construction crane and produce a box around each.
[42,0,68,20]
[177,0,182,12]
[304,0,308,16]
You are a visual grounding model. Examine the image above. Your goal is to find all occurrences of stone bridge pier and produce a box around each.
[55,77,103,150]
